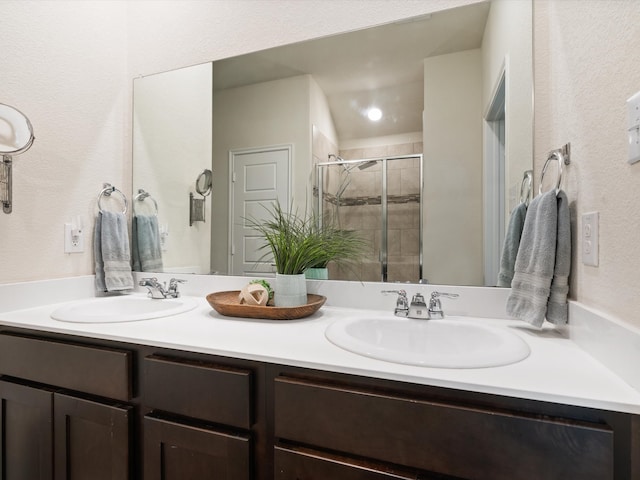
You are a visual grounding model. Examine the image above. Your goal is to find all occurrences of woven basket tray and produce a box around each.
[206,291,326,320]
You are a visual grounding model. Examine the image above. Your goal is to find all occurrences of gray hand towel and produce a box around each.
[506,189,567,328]
[497,202,527,287]
[94,211,134,292]
[132,214,163,272]
[546,190,571,324]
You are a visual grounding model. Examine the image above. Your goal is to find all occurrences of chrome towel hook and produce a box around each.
[97,183,128,214]
[539,143,571,196]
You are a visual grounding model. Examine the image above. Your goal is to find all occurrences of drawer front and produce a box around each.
[275,446,418,480]
[144,415,251,480]
[0,333,132,401]
[143,355,252,429]
[274,377,614,480]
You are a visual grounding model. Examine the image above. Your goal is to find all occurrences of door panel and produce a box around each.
[144,415,251,480]
[230,145,291,276]
[54,393,131,480]
[0,380,53,480]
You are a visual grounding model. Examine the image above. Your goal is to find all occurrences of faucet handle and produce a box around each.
[428,291,459,319]
[168,278,186,297]
[139,277,159,287]
[381,289,409,317]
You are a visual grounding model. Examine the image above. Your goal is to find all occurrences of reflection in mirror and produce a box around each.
[132,0,532,286]
[133,62,213,274]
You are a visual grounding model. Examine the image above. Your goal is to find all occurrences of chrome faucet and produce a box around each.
[383,290,459,319]
[428,291,459,319]
[139,277,186,299]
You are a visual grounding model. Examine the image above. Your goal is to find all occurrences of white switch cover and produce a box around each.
[627,91,640,164]
[64,223,84,253]
[582,212,599,266]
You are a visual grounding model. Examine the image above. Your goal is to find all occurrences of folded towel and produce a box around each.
[94,211,134,292]
[506,189,571,328]
[497,202,527,287]
[132,214,163,272]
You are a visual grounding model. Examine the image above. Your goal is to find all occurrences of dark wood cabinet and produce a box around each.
[274,375,614,480]
[0,332,134,480]
[54,393,131,480]
[0,379,132,480]
[144,415,251,480]
[0,326,637,480]
[142,355,255,480]
[0,380,53,480]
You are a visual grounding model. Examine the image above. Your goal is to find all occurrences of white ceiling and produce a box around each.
[214,2,490,141]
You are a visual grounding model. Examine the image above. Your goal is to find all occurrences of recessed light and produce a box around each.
[367,107,382,121]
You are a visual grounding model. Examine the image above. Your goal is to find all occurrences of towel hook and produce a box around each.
[133,188,158,216]
[539,144,571,195]
[98,183,128,214]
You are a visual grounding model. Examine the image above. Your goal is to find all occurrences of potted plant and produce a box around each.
[247,202,366,306]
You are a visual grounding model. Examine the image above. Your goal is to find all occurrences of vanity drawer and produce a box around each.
[274,376,614,480]
[143,355,252,429]
[0,332,132,401]
[275,446,418,480]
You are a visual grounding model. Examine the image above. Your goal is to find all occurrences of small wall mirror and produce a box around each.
[196,169,213,197]
[1,102,35,214]
[0,103,35,154]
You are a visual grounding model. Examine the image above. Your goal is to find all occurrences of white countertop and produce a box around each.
[2,293,640,415]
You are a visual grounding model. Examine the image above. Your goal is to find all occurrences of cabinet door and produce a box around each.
[54,393,131,480]
[0,380,53,480]
[144,415,251,480]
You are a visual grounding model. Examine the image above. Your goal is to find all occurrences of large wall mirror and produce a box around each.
[132,0,532,286]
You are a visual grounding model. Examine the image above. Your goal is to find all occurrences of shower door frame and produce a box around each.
[316,154,423,283]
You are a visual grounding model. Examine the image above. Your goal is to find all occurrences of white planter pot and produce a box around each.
[274,273,307,307]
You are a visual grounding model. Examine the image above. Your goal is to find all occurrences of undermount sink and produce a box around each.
[325,316,530,369]
[51,294,198,323]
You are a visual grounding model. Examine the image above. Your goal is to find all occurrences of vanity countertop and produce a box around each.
[1,293,640,415]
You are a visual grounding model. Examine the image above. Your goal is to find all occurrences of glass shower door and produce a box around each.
[316,154,422,283]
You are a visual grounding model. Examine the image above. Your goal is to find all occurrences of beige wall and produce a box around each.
[0,1,128,284]
[423,49,484,286]
[534,0,640,329]
[2,0,638,330]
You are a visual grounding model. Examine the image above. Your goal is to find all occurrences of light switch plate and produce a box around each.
[581,212,599,267]
[627,91,640,164]
[64,223,84,253]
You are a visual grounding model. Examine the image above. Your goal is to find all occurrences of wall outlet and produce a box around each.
[581,212,599,267]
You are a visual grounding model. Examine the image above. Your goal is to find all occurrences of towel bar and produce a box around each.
[133,189,158,215]
[98,183,128,214]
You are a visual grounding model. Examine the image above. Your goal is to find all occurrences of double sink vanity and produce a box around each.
[0,274,638,479]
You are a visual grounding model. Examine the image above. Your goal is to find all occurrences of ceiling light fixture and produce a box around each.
[367,107,383,122]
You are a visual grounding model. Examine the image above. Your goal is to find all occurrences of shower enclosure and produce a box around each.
[316,154,423,283]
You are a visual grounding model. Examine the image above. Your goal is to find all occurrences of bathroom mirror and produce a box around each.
[132,0,533,285]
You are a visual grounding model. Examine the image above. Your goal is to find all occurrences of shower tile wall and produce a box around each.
[329,141,423,283]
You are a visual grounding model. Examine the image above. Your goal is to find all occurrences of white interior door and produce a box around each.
[229,145,291,276]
